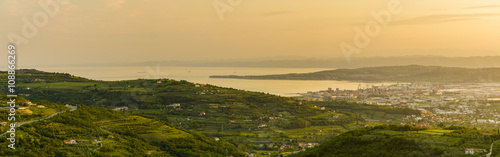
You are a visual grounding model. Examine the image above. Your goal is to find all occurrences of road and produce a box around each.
[487,139,500,157]
[0,105,77,137]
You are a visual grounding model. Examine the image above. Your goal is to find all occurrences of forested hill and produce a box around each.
[0,69,92,83]
[210,65,500,83]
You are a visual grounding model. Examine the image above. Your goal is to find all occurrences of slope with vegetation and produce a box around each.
[296,125,500,157]
[0,104,243,156]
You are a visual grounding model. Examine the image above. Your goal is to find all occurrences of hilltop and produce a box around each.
[82,56,500,69]
[210,65,500,83]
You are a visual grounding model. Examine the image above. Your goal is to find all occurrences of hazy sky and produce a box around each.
[1,0,499,67]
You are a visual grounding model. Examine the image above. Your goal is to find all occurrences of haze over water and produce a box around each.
[37,66,389,96]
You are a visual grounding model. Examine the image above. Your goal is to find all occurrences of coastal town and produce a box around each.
[298,83,500,129]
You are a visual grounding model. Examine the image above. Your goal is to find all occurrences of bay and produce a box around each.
[37,66,390,96]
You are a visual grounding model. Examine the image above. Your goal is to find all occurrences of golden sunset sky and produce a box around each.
[1,0,499,67]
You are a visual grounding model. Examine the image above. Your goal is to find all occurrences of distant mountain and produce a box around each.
[210,65,500,83]
[51,56,500,69]
[194,56,500,69]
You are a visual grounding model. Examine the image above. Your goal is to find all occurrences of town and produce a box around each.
[298,83,500,129]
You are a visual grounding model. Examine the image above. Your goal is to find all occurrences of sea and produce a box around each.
[36,66,391,97]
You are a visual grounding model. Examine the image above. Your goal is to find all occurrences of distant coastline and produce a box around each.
[210,65,500,83]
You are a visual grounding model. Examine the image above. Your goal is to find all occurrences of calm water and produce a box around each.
[37,66,389,96]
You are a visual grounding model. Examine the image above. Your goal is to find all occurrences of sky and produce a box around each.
[1,0,499,67]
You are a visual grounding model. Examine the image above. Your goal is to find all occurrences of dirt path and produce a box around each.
[0,105,77,137]
[487,139,500,157]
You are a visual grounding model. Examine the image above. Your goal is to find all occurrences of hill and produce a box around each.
[90,56,500,69]
[0,69,91,83]
[210,65,500,83]
[295,125,500,157]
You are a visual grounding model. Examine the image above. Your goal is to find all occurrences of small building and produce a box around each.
[64,139,77,145]
[477,119,488,123]
[307,143,319,148]
[258,124,267,128]
[37,105,45,108]
[465,148,486,154]
[214,137,220,141]
[200,112,206,116]
[244,152,254,157]
[114,107,129,111]
[298,142,307,148]
[168,103,181,108]
[0,122,7,126]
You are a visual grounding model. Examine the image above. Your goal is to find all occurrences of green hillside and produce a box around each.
[0,104,243,157]
[296,125,500,157]
[210,65,500,83]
